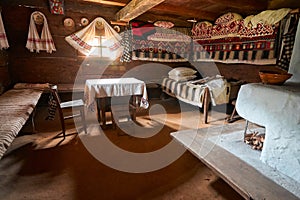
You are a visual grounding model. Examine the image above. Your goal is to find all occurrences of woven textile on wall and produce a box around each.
[26,11,56,53]
[65,17,122,56]
[120,26,132,62]
[130,21,192,62]
[192,10,291,65]
[277,13,299,71]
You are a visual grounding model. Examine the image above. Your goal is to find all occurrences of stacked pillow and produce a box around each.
[168,67,197,82]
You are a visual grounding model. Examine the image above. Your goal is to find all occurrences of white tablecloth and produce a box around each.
[84,78,148,111]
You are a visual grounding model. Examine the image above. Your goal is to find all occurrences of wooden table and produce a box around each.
[84,78,148,127]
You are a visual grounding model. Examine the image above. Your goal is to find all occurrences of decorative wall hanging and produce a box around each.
[154,21,174,29]
[80,18,89,26]
[65,17,122,56]
[95,21,104,30]
[114,25,120,33]
[191,11,291,65]
[63,18,75,28]
[120,26,132,62]
[277,13,299,71]
[32,12,44,25]
[130,21,191,62]
[26,11,56,53]
[0,11,9,50]
[49,0,64,15]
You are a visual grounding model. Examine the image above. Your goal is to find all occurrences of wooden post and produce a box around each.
[203,87,210,124]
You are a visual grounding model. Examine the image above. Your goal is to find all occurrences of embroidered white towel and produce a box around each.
[65,17,122,56]
[26,11,56,53]
[0,11,9,49]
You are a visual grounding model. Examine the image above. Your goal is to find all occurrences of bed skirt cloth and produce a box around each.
[162,75,230,107]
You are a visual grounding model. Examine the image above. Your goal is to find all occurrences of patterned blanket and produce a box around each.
[130,22,192,62]
[192,13,279,65]
[162,76,230,107]
[0,89,43,160]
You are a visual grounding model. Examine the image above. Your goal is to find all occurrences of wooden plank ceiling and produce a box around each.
[83,0,300,27]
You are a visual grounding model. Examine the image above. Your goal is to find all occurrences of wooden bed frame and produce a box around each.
[161,77,230,124]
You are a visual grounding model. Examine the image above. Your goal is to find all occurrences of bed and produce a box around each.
[161,73,230,123]
[0,83,49,160]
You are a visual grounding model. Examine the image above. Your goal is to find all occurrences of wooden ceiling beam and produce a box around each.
[151,3,217,21]
[206,0,268,10]
[116,0,165,22]
[83,0,126,7]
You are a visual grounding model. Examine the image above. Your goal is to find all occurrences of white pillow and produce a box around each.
[168,67,197,77]
[169,75,197,82]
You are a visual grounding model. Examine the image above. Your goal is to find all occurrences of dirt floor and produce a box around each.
[0,97,244,200]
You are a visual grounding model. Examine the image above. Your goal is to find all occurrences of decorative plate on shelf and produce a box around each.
[113,25,120,32]
[80,18,89,26]
[63,18,75,28]
[33,12,44,25]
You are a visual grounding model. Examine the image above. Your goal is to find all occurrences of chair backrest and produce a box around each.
[49,86,66,133]
[50,85,61,105]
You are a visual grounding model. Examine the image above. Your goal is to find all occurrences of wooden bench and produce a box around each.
[0,86,45,160]
[171,126,300,200]
[56,83,85,93]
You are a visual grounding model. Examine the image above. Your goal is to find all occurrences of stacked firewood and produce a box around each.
[244,131,265,151]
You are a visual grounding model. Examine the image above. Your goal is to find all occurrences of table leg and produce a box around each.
[131,95,137,122]
[96,98,101,123]
[100,98,106,128]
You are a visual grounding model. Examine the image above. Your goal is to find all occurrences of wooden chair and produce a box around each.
[50,86,87,139]
[111,103,137,129]
[110,96,138,130]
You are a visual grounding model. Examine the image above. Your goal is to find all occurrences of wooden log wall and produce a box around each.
[0,0,283,92]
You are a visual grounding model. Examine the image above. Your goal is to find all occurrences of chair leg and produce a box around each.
[52,119,66,140]
[60,120,66,139]
[111,111,116,129]
[31,107,37,133]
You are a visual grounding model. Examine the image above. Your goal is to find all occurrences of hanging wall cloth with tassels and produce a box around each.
[120,25,132,62]
[0,11,9,49]
[65,17,122,56]
[26,11,56,53]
